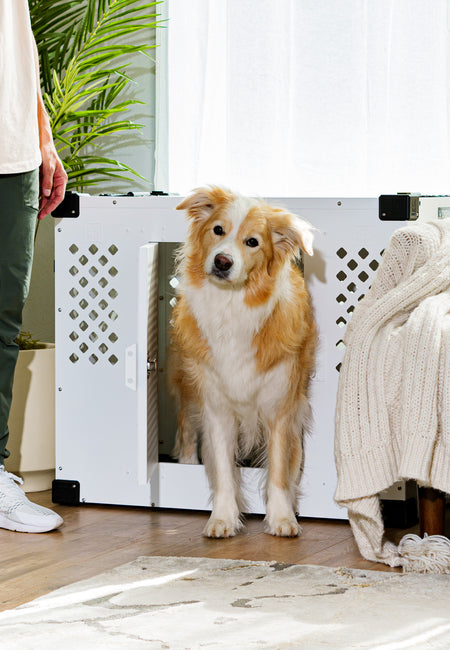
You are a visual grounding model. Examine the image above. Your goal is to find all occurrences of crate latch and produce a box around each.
[147,357,158,375]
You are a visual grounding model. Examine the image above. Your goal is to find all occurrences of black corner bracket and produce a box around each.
[52,191,80,219]
[52,479,81,505]
[379,194,419,221]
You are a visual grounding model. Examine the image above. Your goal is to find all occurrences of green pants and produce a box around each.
[0,170,39,465]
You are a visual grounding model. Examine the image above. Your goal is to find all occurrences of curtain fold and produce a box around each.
[165,0,450,197]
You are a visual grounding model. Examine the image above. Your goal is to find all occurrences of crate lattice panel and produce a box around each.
[65,242,120,367]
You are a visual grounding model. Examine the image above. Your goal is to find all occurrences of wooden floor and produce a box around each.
[0,490,441,613]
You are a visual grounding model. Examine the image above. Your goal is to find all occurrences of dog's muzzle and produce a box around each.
[213,253,234,278]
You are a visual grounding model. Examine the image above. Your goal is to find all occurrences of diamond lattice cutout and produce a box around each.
[66,243,120,366]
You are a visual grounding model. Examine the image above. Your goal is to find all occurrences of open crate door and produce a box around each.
[136,243,159,485]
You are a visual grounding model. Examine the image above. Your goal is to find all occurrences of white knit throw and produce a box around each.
[334,219,450,572]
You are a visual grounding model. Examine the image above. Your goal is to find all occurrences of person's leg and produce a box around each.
[0,170,38,465]
[0,170,63,532]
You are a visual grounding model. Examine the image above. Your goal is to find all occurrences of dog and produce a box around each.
[168,186,317,538]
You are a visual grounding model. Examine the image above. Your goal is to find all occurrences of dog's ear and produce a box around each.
[176,186,234,222]
[268,208,315,257]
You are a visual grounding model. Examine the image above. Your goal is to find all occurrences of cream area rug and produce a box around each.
[1,556,449,650]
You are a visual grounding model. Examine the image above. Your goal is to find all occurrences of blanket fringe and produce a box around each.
[398,533,450,574]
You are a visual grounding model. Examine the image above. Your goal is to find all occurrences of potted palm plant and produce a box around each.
[31,0,163,191]
[6,0,163,491]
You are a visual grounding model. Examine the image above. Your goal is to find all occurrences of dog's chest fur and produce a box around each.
[183,280,286,410]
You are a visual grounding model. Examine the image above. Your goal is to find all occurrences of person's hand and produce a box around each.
[38,143,68,220]
[33,35,68,220]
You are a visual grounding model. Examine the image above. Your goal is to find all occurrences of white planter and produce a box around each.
[5,344,55,492]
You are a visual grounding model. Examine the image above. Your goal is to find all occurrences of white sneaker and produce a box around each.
[0,466,63,533]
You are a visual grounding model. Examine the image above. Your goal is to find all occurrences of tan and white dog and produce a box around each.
[169,186,316,538]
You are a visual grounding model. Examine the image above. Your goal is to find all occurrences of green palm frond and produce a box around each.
[65,155,148,190]
[29,1,87,94]
[29,0,164,192]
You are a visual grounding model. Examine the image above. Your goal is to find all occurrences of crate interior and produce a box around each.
[157,242,180,461]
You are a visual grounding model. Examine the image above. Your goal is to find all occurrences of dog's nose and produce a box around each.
[214,253,233,272]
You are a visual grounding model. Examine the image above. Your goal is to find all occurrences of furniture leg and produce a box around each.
[418,487,446,537]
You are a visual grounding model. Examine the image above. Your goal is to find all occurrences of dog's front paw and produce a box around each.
[265,515,301,538]
[203,515,241,539]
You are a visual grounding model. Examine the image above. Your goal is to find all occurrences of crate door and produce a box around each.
[136,243,159,485]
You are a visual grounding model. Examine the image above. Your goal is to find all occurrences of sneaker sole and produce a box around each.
[0,513,63,533]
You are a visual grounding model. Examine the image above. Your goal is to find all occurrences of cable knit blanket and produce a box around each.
[334,219,450,571]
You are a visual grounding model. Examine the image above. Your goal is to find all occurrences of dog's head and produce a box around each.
[176,186,315,296]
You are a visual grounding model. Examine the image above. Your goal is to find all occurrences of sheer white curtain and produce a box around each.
[165,0,450,197]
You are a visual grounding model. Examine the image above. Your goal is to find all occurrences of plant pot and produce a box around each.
[5,344,55,492]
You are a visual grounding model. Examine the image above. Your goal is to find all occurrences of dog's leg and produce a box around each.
[265,416,302,537]
[201,403,242,538]
[173,401,199,464]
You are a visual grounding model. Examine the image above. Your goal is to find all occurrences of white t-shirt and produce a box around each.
[0,0,41,173]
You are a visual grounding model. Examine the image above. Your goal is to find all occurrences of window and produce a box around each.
[163,0,450,197]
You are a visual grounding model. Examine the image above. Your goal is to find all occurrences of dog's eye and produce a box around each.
[246,237,259,248]
[213,225,224,236]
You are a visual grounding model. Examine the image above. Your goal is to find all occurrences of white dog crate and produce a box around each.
[52,194,446,518]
